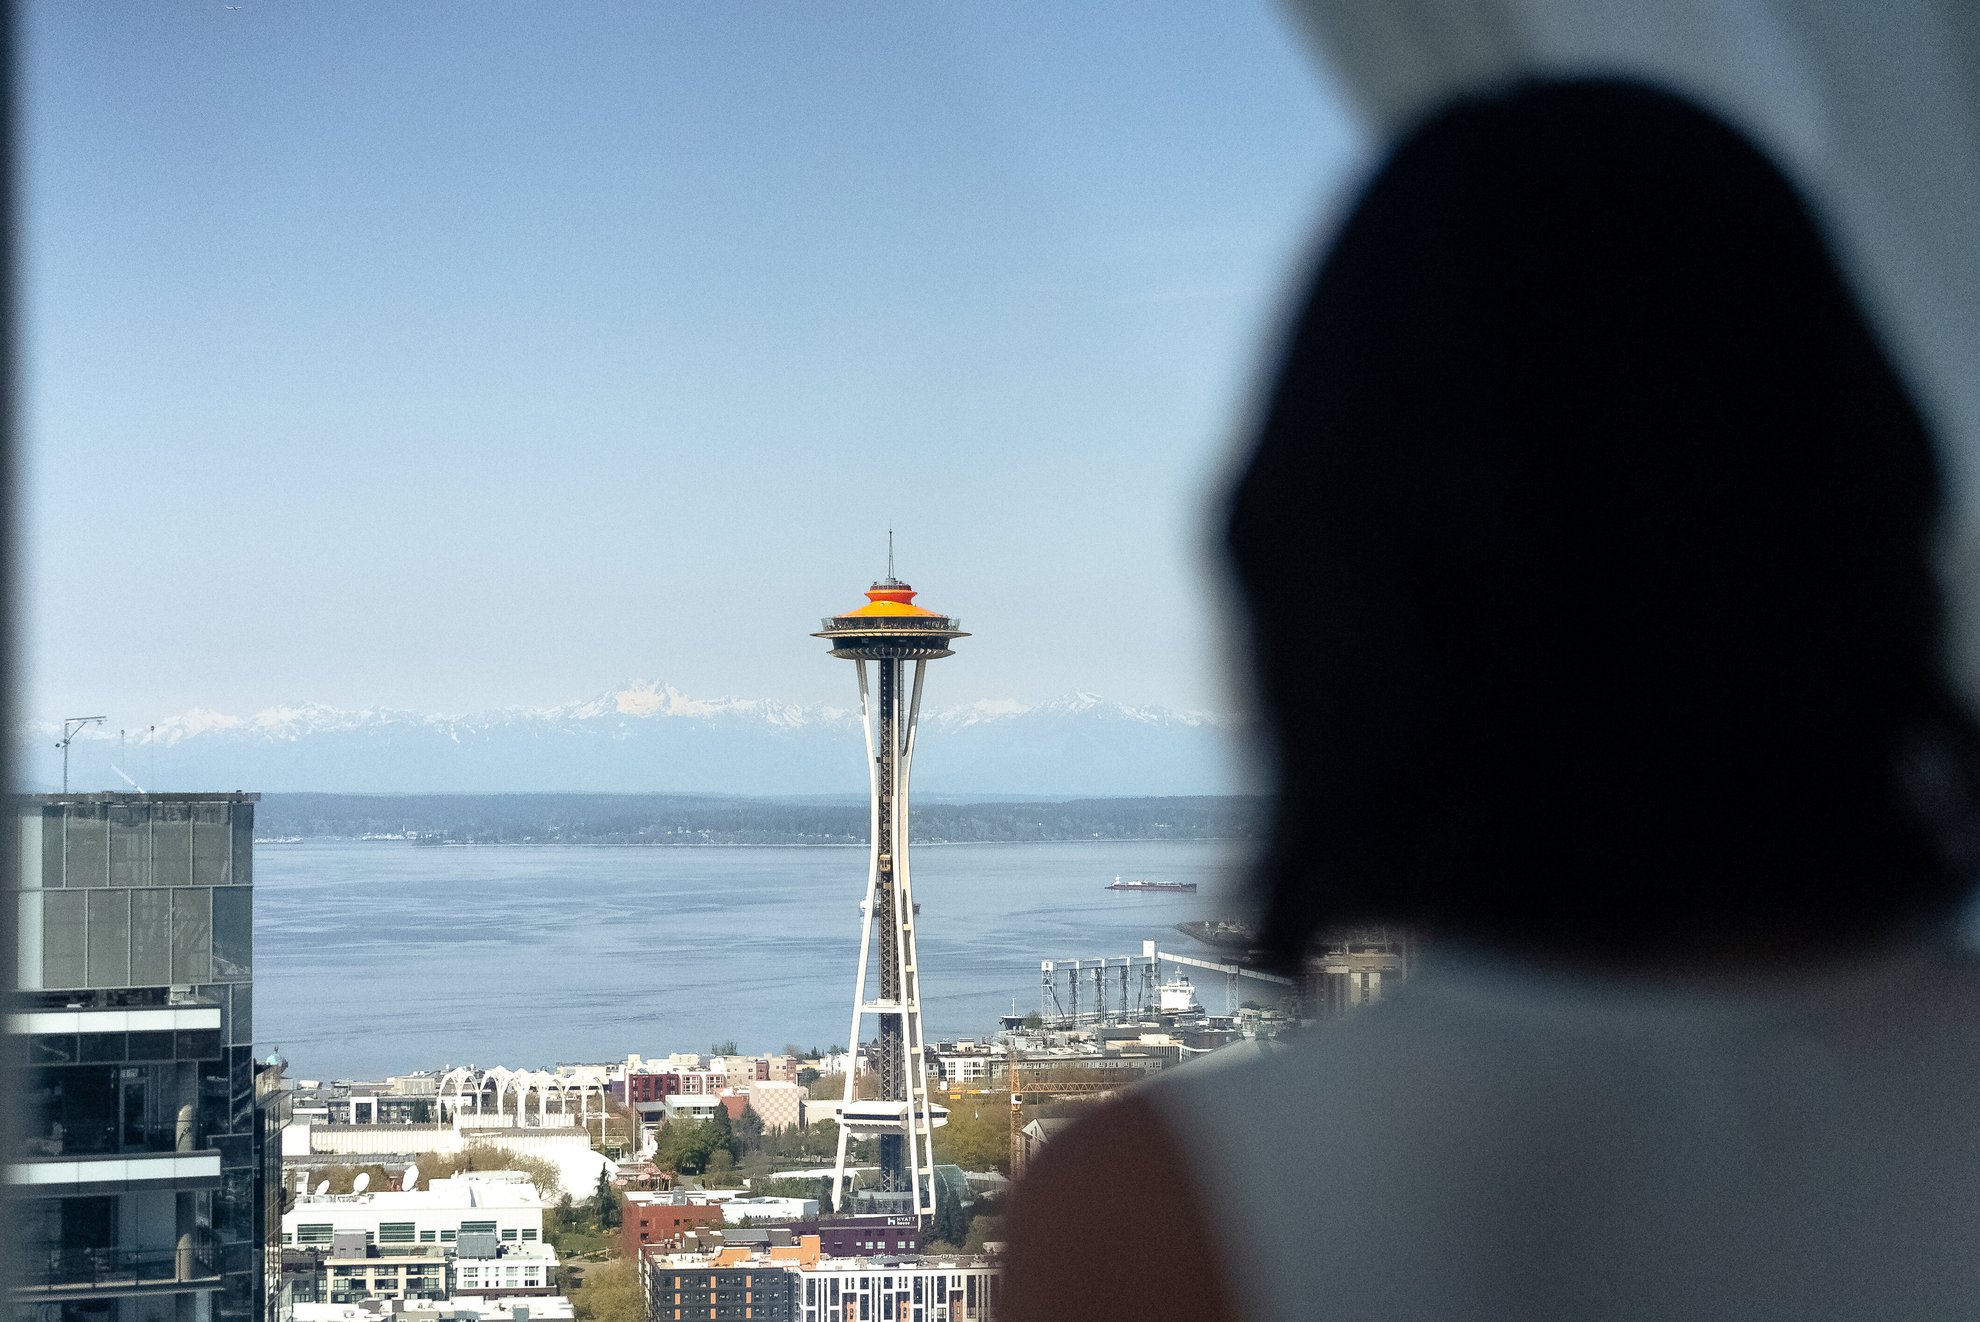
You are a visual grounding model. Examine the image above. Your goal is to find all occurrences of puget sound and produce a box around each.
[256,837,1249,1080]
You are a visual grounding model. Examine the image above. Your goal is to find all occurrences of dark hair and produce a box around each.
[1228,79,1980,965]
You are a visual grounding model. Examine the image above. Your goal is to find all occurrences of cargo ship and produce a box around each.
[1107,876,1198,893]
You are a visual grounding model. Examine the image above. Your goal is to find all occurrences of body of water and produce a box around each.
[256,838,1250,1080]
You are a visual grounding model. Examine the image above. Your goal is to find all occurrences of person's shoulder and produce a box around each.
[1002,1091,1241,1322]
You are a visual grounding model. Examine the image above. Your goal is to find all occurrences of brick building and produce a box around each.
[623,1192,725,1259]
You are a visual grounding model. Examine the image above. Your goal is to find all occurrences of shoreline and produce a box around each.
[257,835,1249,849]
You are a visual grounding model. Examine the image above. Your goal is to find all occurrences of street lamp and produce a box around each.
[57,716,106,793]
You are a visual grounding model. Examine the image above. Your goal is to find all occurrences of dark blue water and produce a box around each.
[254,839,1248,1080]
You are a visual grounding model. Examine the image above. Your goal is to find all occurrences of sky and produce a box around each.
[20,1,1360,730]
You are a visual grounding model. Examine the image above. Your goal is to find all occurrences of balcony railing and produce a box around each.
[817,615,962,632]
[14,1239,220,1293]
[14,1126,203,1160]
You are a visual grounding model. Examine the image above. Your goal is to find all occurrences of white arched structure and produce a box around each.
[431,1065,608,1131]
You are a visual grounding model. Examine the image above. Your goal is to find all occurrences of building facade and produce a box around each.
[621,1193,724,1259]
[795,1258,998,1322]
[813,1216,922,1259]
[283,1235,556,1305]
[8,792,284,1322]
[281,1176,545,1251]
[648,1250,998,1322]
[746,1081,804,1132]
[644,1262,798,1322]
[719,1196,818,1226]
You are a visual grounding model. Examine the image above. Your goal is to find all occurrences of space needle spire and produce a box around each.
[813,550,968,1222]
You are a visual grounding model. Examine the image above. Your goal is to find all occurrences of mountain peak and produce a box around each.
[18,683,1238,795]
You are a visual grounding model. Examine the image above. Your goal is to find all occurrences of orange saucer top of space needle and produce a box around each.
[813,543,968,661]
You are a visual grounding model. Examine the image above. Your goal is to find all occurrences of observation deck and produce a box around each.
[814,578,968,660]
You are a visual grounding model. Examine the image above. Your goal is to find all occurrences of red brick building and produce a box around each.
[623,1193,724,1259]
[627,1072,685,1106]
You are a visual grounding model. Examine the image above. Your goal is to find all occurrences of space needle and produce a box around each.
[814,543,967,1222]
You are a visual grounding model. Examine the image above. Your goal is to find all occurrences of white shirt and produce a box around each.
[1147,944,1980,1320]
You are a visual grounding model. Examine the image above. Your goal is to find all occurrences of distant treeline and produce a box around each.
[255,792,1265,846]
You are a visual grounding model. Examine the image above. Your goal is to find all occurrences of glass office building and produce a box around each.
[7,793,286,1322]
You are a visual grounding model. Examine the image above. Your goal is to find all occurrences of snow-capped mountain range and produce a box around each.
[23,682,1242,797]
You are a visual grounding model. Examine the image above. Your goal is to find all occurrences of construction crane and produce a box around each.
[1005,1037,1133,1178]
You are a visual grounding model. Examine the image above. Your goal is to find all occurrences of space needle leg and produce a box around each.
[834,659,884,1214]
[897,658,937,1216]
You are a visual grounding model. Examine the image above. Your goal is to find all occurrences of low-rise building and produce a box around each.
[295,1295,573,1322]
[1014,1118,1072,1177]
[320,1249,450,1303]
[622,1191,725,1258]
[721,1196,819,1225]
[816,1215,923,1258]
[284,1173,545,1251]
[748,1080,806,1131]
[662,1093,726,1122]
[284,1229,558,1303]
[645,1243,999,1322]
[450,1241,559,1297]
[937,1052,994,1084]
[795,1255,1000,1322]
[643,1240,821,1322]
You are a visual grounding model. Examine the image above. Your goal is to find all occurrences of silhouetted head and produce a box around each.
[1228,79,1980,966]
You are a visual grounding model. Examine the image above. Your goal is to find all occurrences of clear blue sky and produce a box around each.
[20,1,1357,727]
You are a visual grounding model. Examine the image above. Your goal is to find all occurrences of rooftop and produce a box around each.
[287,1174,544,1213]
[294,1297,572,1322]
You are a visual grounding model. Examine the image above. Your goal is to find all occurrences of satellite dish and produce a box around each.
[403,1164,420,1192]
[353,1172,371,1193]
[314,1180,330,1196]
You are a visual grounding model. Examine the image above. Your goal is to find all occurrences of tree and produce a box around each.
[797,1067,821,1089]
[571,1256,642,1322]
[934,1099,1011,1175]
[734,1105,765,1152]
[807,1072,845,1102]
[1022,1012,1044,1030]
[416,1147,564,1200]
[929,1175,967,1251]
[656,1112,742,1177]
[707,1102,736,1158]
[964,1213,997,1254]
[594,1166,618,1228]
[709,1040,739,1057]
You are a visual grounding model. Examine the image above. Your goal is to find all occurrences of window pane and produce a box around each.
[40,807,64,887]
[153,805,192,889]
[230,980,252,1046]
[211,887,251,979]
[30,1033,78,1065]
[17,892,43,989]
[195,984,232,1044]
[171,888,212,984]
[120,1066,149,1149]
[178,1028,222,1061]
[86,889,131,987]
[130,889,172,985]
[43,889,85,988]
[66,809,107,889]
[127,1030,174,1062]
[192,805,231,886]
[109,805,149,889]
[231,803,253,888]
